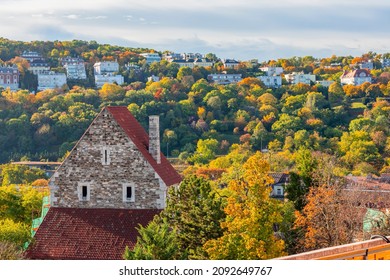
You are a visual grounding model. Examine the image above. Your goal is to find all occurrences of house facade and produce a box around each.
[62,57,87,80]
[140,53,161,64]
[340,69,372,85]
[94,74,124,88]
[222,59,240,69]
[258,75,282,88]
[207,73,242,84]
[29,59,50,75]
[94,61,123,88]
[25,107,181,259]
[64,63,87,80]
[94,61,120,74]
[37,71,67,91]
[285,72,316,85]
[259,66,284,76]
[0,65,19,90]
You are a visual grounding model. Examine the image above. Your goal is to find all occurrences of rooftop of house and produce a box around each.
[341,69,371,79]
[106,106,182,186]
[269,172,289,184]
[25,207,161,260]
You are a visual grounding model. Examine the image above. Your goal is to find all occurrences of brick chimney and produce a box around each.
[148,115,161,164]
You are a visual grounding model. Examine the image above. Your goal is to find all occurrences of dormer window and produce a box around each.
[123,183,135,202]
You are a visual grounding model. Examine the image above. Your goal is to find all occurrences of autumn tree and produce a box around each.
[294,182,364,251]
[203,152,285,259]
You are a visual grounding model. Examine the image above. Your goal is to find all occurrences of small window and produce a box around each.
[78,183,91,201]
[82,186,88,199]
[126,186,133,199]
[101,147,111,165]
[123,184,135,202]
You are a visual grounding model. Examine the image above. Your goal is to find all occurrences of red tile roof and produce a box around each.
[341,69,371,79]
[106,106,182,186]
[25,208,161,260]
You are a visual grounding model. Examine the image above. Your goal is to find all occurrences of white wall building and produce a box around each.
[260,66,284,76]
[222,59,240,69]
[94,61,119,74]
[64,63,87,80]
[140,53,161,64]
[258,76,282,88]
[37,71,67,91]
[207,73,242,85]
[95,74,124,88]
[194,58,214,68]
[29,60,50,75]
[285,72,316,85]
[340,69,372,85]
[171,59,195,69]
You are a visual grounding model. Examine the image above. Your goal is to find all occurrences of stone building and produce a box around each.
[25,106,182,259]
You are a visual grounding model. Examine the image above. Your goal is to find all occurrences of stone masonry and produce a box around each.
[50,108,168,209]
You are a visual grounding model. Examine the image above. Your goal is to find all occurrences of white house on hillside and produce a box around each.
[94,61,119,74]
[140,53,161,64]
[259,66,284,76]
[37,71,67,91]
[95,74,124,88]
[285,72,316,85]
[207,73,242,85]
[258,76,282,88]
[94,61,123,88]
[340,69,372,85]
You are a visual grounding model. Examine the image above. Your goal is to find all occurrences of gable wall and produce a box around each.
[50,109,166,209]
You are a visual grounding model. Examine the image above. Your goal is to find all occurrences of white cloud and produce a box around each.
[63,14,80,20]
[0,1,389,61]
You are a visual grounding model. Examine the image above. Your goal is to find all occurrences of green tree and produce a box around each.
[188,138,219,165]
[123,217,179,260]
[1,164,46,186]
[0,219,30,248]
[162,176,225,259]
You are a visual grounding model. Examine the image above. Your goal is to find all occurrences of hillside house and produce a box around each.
[207,72,242,85]
[222,59,240,69]
[340,69,372,85]
[140,53,161,64]
[37,71,67,91]
[285,72,316,85]
[93,61,123,88]
[25,106,182,259]
[0,65,19,90]
[269,173,289,200]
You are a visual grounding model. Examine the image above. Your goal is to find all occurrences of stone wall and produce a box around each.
[50,108,167,209]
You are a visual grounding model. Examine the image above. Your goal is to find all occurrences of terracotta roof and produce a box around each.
[106,106,182,186]
[25,208,161,260]
[341,69,371,78]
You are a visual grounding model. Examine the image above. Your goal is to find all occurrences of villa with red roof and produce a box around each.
[25,106,182,259]
[340,69,372,85]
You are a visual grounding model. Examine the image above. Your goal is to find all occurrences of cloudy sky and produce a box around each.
[2,0,389,61]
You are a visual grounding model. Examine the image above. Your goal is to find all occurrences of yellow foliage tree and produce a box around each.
[204,152,285,259]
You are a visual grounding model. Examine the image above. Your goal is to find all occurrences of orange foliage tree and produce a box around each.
[203,152,285,259]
